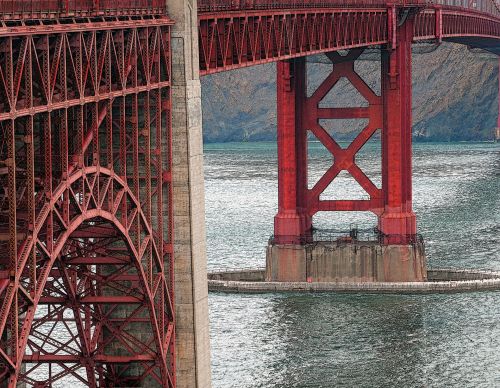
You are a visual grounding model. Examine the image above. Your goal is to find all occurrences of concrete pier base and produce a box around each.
[266,241,427,283]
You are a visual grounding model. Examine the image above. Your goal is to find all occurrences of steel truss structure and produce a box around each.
[198,0,500,74]
[0,0,500,386]
[0,1,166,20]
[199,9,389,74]
[274,16,416,245]
[0,15,175,387]
[198,0,499,15]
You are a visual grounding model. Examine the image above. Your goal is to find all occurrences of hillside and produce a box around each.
[201,43,498,143]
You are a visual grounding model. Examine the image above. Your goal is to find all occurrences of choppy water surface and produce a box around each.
[204,141,499,387]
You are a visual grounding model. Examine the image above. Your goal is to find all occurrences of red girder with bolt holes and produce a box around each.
[0,13,175,387]
[198,0,500,74]
[1,0,500,386]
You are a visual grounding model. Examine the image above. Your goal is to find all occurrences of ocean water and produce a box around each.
[204,141,500,388]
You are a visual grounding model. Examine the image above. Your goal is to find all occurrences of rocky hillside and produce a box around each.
[201,43,498,142]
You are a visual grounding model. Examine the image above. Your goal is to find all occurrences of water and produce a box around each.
[204,141,500,387]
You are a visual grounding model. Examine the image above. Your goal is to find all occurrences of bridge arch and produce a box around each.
[1,166,174,387]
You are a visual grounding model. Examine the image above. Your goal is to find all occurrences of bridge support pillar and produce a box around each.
[379,15,417,243]
[168,0,212,387]
[274,58,311,245]
[268,17,426,283]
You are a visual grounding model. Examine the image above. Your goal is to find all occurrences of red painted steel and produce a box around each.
[0,15,175,387]
[1,0,500,385]
[303,48,384,219]
[498,57,500,129]
[274,18,418,244]
[198,0,499,15]
[0,0,166,19]
[380,14,417,242]
[199,0,402,12]
[199,9,389,74]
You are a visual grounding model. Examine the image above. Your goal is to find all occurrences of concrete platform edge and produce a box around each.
[207,269,500,294]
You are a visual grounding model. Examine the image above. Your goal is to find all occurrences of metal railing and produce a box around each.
[199,0,399,11]
[269,227,425,246]
[198,0,500,18]
[0,0,166,19]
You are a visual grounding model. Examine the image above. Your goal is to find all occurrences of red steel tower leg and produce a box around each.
[274,58,311,244]
[380,16,417,243]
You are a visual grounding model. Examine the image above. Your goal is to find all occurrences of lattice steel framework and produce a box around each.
[0,16,175,387]
[0,0,166,19]
[198,0,500,74]
[274,15,416,245]
[199,10,389,74]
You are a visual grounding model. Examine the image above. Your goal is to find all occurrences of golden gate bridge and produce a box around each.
[0,0,498,386]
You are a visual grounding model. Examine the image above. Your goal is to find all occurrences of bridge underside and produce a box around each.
[446,37,500,54]
[0,14,176,387]
[199,7,500,74]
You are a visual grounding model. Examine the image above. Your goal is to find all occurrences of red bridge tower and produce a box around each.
[269,12,426,283]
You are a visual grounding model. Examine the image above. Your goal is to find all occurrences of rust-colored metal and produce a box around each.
[274,58,310,245]
[274,20,417,245]
[0,13,175,387]
[198,0,500,74]
[2,0,500,386]
[380,13,417,243]
[197,0,498,13]
[0,1,166,20]
[198,9,390,74]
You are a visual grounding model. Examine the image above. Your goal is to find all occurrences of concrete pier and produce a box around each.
[208,268,500,294]
[266,241,427,283]
[169,0,212,387]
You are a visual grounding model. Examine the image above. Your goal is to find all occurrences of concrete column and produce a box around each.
[168,0,212,387]
[380,16,417,243]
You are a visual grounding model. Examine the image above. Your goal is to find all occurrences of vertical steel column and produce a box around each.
[380,15,417,243]
[295,59,312,239]
[495,57,500,142]
[274,58,310,244]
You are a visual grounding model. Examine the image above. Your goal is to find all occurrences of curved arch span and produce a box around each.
[1,167,174,387]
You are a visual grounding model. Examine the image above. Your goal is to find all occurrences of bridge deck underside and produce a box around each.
[446,36,500,54]
[199,7,500,74]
